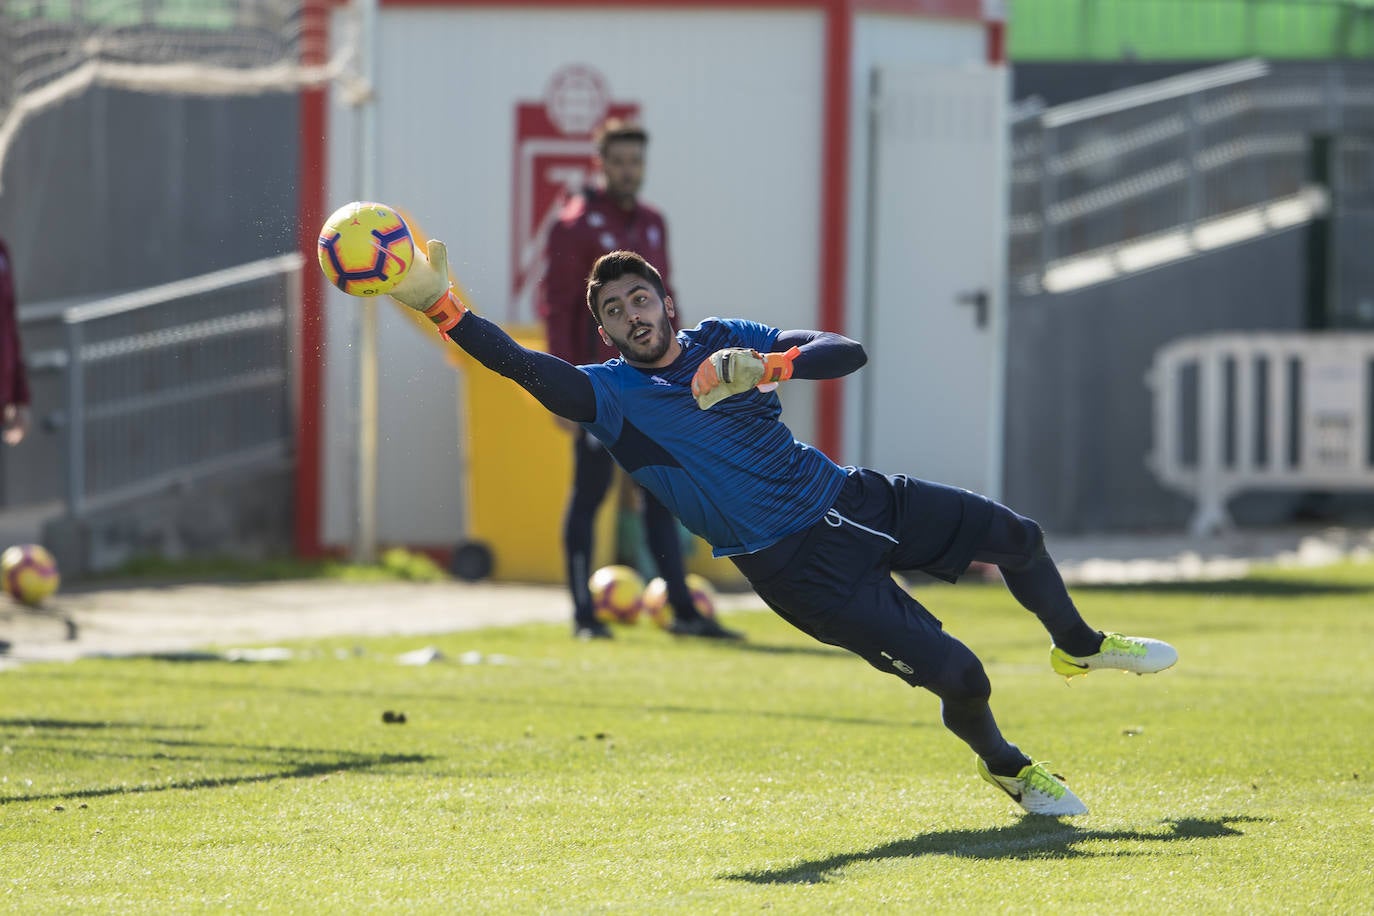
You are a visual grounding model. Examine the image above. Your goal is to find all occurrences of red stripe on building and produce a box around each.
[816,0,853,459]
[294,0,330,557]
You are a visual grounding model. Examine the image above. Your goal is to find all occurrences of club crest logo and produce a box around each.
[510,64,638,323]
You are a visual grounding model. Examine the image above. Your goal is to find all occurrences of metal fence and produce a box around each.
[45,253,302,518]
[1147,331,1374,534]
[1011,59,1374,295]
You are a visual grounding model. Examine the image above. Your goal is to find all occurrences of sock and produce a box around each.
[927,639,1031,775]
[1000,556,1103,657]
[974,505,1104,656]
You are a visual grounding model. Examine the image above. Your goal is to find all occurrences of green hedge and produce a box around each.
[1011,0,1374,60]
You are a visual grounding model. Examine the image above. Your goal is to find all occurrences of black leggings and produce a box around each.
[736,475,1100,775]
[564,431,696,625]
[972,503,1101,657]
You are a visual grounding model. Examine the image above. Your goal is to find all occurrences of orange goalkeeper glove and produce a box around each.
[691,346,799,410]
[389,238,467,334]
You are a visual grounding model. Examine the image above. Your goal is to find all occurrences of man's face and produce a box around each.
[599,139,645,207]
[594,274,678,368]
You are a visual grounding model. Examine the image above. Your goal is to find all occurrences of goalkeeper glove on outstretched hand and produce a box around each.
[389,238,467,334]
[691,346,799,410]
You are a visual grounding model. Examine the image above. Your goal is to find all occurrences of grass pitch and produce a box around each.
[3,562,1372,913]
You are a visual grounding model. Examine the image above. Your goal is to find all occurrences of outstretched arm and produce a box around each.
[774,329,867,379]
[449,313,596,423]
[391,239,597,423]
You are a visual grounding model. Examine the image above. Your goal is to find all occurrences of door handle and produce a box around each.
[956,289,989,328]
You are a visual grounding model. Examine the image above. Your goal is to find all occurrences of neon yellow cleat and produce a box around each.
[977,758,1088,816]
[1051,632,1178,679]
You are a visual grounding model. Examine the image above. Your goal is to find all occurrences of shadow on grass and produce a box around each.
[711,642,851,660]
[122,641,853,663]
[1075,577,1372,597]
[16,667,923,731]
[0,719,431,806]
[727,816,1264,883]
[0,717,198,731]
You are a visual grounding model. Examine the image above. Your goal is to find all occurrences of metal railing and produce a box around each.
[1146,331,1374,535]
[1012,59,1374,293]
[47,253,302,518]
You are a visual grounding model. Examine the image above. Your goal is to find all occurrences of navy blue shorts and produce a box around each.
[732,468,995,687]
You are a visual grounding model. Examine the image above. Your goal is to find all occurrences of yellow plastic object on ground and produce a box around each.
[443,327,615,583]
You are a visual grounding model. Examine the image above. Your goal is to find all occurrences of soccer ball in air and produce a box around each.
[317,201,415,296]
[1,543,61,606]
[642,573,717,629]
[589,564,645,625]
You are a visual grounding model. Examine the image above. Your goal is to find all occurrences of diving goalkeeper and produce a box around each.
[389,241,1177,816]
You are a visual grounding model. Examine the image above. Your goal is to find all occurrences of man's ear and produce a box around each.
[598,326,613,347]
[664,296,675,319]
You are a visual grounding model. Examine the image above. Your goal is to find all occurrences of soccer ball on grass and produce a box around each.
[641,573,717,629]
[317,201,415,296]
[589,564,645,626]
[1,543,61,606]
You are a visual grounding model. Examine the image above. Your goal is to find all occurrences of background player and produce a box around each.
[0,233,29,447]
[539,119,734,640]
[389,241,1177,816]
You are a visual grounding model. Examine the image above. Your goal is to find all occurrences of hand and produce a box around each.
[389,238,467,333]
[691,347,798,410]
[390,238,451,311]
[2,404,28,446]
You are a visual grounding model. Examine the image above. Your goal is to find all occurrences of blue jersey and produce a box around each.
[581,318,847,556]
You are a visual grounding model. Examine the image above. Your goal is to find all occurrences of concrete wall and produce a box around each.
[1004,228,1309,534]
[0,88,300,568]
[1,89,298,305]
[42,467,295,577]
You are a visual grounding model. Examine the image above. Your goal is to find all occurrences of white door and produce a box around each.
[859,64,1007,497]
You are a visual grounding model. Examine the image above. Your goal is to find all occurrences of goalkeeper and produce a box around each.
[391,243,1177,817]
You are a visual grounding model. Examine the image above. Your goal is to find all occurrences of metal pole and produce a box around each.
[858,66,881,467]
[1185,92,1202,233]
[353,0,379,564]
[1038,121,1055,282]
[64,320,86,519]
[986,65,1010,502]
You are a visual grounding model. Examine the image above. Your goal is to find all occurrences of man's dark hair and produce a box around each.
[595,118,648,155]
[586,250,667,320]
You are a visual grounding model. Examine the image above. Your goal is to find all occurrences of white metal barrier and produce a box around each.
[1146,332,1374,535]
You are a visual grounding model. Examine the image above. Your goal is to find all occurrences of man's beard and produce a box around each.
[612,313,673,364]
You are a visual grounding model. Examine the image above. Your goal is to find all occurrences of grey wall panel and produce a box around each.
[0,88,298,304]
[1004,228,1308,533]
[0,89,298,511]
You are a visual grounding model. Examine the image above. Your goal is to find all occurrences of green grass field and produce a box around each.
[3,563,1372,913]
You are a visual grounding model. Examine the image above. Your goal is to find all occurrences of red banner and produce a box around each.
[509,64,636,323]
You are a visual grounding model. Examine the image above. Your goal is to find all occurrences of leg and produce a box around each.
[970,503,1101,657]
[738,479,1088,815]
[647,488,743,639]
[564,431,615,633]
[973,503,1179,678]
[639,487,699,622]
[757,565,1030,775]
[926,636,1032,777]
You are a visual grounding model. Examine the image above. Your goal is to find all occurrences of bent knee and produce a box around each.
[996,510,1046,573]
[927,640,991,702]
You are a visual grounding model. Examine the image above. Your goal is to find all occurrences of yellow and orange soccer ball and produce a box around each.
[589,564,645,626]
[589,566,718,628]
[1,543,61,606]
[641,573,717,630]
[317,201,415,297]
